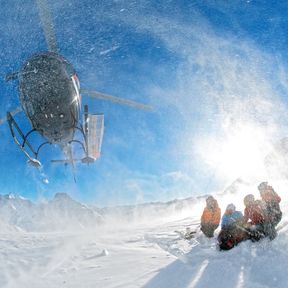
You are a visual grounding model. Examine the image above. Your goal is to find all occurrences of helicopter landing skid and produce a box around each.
[7,112,42,168]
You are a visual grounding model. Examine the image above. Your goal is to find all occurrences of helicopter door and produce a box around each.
[87,114,104,160]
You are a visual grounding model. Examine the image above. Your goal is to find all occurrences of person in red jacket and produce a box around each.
[243,194,267,241]
[258,182,282,227]
[200,196,221,238]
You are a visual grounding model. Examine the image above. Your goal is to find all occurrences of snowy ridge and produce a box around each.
[99,195,206,224]
[0,178,284,232]
[0,193,207,232]
[0,193,103,232]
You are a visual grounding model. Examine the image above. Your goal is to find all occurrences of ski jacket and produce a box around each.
[201,206,221,226]
[261,186,281,203]
[244,200,266,225]
[260,186,282,226]
[221,211,244,229]
[265,201,282,225]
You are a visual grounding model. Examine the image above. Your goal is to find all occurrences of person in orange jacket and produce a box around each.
[201,196,221,238]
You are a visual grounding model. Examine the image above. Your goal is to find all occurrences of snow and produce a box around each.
[0,183,287,288]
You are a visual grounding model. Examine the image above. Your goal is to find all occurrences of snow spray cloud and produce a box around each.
[24,1,288,204]
[109,5,288,193]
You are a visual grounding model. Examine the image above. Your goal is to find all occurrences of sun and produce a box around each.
[196,122,273,182]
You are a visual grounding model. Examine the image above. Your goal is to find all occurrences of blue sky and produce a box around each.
[1,0,288,206]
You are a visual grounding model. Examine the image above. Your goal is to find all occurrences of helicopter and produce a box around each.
[2,0,152,170]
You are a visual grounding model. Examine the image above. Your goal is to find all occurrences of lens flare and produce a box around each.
[196,122,274,182]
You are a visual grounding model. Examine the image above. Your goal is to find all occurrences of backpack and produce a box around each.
[265,201,282,226]
[261,187,282,226]
[217,224,249,250]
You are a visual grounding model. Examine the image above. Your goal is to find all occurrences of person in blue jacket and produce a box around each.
[221,203,243,229]
[218,203,249,250]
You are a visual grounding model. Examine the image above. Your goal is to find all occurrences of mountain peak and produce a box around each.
[53,192,73,201]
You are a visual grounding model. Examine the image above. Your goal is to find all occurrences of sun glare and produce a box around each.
[198,122,273,182]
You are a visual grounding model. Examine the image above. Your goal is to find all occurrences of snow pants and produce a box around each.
[201,223,218,238]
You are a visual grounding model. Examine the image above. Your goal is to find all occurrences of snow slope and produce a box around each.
[0,183,287,288]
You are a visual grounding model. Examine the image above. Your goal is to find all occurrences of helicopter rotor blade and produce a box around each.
[35,0,58,53]
[81,89,153,112]
[0,107,22,125]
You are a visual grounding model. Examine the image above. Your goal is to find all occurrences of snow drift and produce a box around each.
[0,180,287,288]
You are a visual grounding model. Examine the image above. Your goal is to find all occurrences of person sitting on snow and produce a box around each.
[258,182,282,227]
[243,194,273,241]
[220,203,244,229]
[200,196,221,238]
[217,204,248,250]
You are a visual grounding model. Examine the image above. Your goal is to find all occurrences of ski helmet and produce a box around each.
[244,194,255,206]
[258,182,268,191]
[206,196,215,204]
[226,203,236,212]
